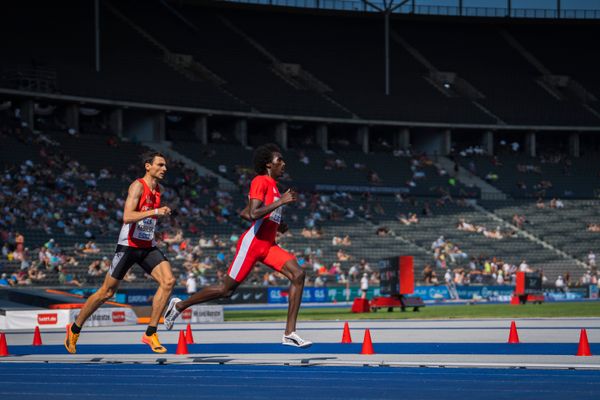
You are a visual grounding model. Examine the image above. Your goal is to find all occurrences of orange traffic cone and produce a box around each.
[32,326,43,346]
[576,329,592,356]
[185,323,195,344]
[176,330,189,355]
[360,329,375,355]
[0,333,8,357]
[508,321,520,344]
[341,321,352,344]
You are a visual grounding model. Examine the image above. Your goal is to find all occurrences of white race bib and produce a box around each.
[132,217,156,241]
[269,197,282,224]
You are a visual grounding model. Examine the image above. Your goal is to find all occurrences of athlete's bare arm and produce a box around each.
[242,189,296,221]
[239,205,251,222]
[239,205,289,233]
[122,181,171,224]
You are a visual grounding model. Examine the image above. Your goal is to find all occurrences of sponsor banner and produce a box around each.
[4,310,71,330]
[268,285,563,303]
[543,287,587,301]
[75,287,269,306]
[590,284,599,299]
[175,305,224,324]
[69,307,137,327]
[314,184,409,194]
[268,287,382,304]
[68,288,127,304]
[457,285,515,300]
[413,286,451,301]
[0,315,7,330]
[213,287,267,305]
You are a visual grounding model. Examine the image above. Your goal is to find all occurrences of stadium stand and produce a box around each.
[1,1,599,294]
[456,152,600,198]
[0,0,247,111]
[0,114,588,289]
[4,1,598,126]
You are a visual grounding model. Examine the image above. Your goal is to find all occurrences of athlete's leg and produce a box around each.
[164,233,261,330]
[175,276,240,312]
[75,273,121,327]
[148,261,176,327]
[279,259,306,335]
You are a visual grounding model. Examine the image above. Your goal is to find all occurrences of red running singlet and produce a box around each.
[117,178,161,248]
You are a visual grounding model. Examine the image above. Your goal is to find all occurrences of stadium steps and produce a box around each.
[501,29,599,112]
[437,156,507,200]
[105,0,249,109]
[390,29,505,124]
[215,14,359,119]
[474,202,589,271]
[146,142,237,191]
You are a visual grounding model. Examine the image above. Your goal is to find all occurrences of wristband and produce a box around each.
[155,209,159,216]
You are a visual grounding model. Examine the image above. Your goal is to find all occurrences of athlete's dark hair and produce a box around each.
[141,151,167,166]
[253,143,281,175]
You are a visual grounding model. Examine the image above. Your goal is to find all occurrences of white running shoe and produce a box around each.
[163,297,182,331]
[282,332,313,348]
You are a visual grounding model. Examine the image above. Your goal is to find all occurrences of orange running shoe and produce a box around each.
[141,333,167,353]
[64,324,80,354]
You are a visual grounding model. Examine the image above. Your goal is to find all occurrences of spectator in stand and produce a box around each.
[422,202,433,217]
[87,260,103,277]
[123,269,137,283]
[496,269,505,284]
[0,273,13,286]
[588,223,600,232]
[422,265,438,284]
[82,241,100,254]
[186,272,197,294]
[15,232,24,256]
[512,214,527,228]
[564,272,571,287]
[555,275,566,292]
[332,235,351,246]
[336,249,352,262]
[376,226,392,237]
[398,213,419,226]
[298,151,310,165]
[549,198,565,209]
[348,263,360,282]
[58,266,82,287]
[368,170,381,184]
[25,261,45,281]
[588,251,596,268]
[579,270,593,285]
[519,260,532,273]
[314,275,325,288]
[360,273,369,299]
[444,269,452,284]
[536,198,545,209]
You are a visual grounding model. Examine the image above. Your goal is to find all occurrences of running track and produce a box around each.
[0,363,599,400]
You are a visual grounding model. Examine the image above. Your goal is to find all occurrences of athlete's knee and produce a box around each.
[98,286,116,303]
[220,285,236,298]
[291,269,306,286]
[161,276,176,291]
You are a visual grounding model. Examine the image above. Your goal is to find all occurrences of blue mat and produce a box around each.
[5,342,597,355]
[0,363,598,400]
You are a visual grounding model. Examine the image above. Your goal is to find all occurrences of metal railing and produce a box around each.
[218,0,600,19]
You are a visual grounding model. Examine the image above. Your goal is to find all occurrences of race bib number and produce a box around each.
[133,217,156,241]
[269,197,282,224]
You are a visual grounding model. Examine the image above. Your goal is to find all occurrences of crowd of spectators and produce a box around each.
[1,112,598,293]
[456,219,516,240]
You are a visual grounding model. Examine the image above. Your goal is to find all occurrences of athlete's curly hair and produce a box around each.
[253,143,281,175]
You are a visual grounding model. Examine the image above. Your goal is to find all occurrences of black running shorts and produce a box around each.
[109,244,168,280]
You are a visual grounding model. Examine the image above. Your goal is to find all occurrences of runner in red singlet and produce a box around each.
[65,152,176,354]
[163,144,312,347]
